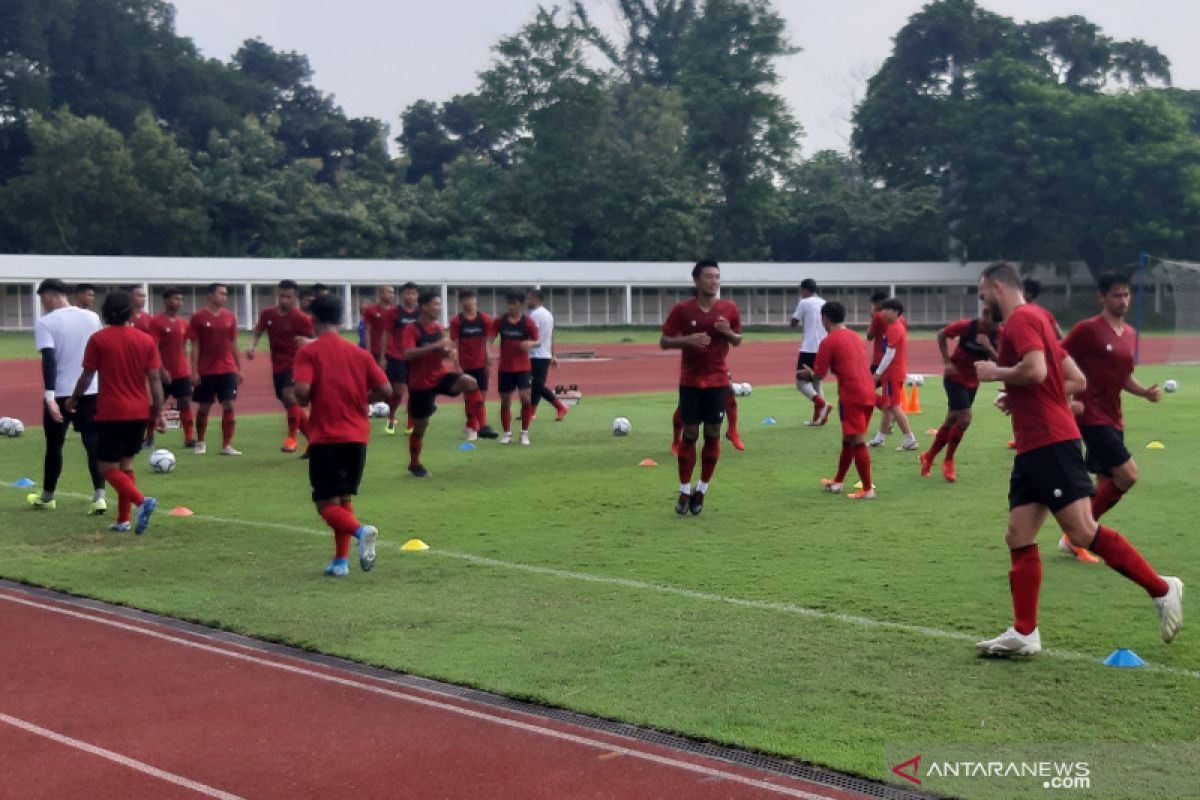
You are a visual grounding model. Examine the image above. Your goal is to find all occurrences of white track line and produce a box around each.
[0,592,833,800]
[0,712,244,799]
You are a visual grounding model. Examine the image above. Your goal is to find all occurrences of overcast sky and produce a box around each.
[171,0,1200,155]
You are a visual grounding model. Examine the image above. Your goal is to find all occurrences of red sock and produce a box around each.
[180,406,195,441]
[852,443,872,489]
[677,438,697,483]
[1009,544,1042,635]
[221,410,236,448]
[726,397,739,432]
[286,406,301,439]
[409,435,423,468]
[700,436,720,482]
[501,405,512,433]
[945,424,966,460]
[672,408,683,446]
[342,500,354,515]
[196,410,209,442]
[1091,477,1126,521]
[117,469,134,523]
[552,397,567,412]
[520,403,533,431]
[814,394,827,411]
[319,505,362,559]
[104,467,144,509]
[474,400,488,429]
[1089,525,1169,597]
[926,424,952,459]
[464,390,484,431]
[834,444,854,482]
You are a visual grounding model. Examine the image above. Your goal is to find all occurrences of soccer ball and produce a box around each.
[149,449,176,473]
[0,417,12,436]
[612,416,631,436]
[734,382,752,397]
[907,373,925,387]
[2,418,23,437]
[370,401,390,418]
[1164,379,1178,394]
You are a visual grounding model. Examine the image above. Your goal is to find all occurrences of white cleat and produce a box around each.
[499,432,512,445]
[357,525,378,572]
[896,438,920,451]
[220,445,242,456]
[466,428,478,442]
[976,626,1042,657]
[193,441,207,455]
[867,434,886,448]
[820,479,843,494]
[1154,576,1184,644]
[519,431,530,446]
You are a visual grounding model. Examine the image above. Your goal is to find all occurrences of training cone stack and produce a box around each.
[1102,648,1145,668]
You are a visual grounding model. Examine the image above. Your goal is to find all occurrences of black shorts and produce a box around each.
[385,356,409,385]
[465,367,489,394]
[44,394,97,434]
[1008,439,1096,513]
[796,351,817,372]
[272,369,295,402]
[679,385,731,426]
[96,420,147,463]
[308,443,367,503]
[408,374,463,420]
[194,373,238,404]
[943,378,978,412]
[531,358,551,387]
[1079,425,1132,476]
[164,377,192,404]
[498,370,532,394]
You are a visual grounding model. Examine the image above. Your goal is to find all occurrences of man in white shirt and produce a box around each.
[526,289,569,422]
[30,278,107,513]
[790,278,831,426]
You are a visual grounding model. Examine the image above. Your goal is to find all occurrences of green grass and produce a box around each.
[1,368,1197,797]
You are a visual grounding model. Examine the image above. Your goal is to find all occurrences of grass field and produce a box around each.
[1,368,1197,797]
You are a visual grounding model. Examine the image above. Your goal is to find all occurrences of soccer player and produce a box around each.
[865,289,890,373]
[1059,271,1161,557]
[247,280,316,453]
[402,291,488,476]
[490,291,541,445]
[150,287,196,447]
[797,302,877,500]
[188,282,242,456]
[919,306,999,482]
[361,285,396,367]
[791,278,830,426]
[29,278,107,514]
[526,289,570,422]
[383,282,421,435]
[124,284,157,447]
[661,260,742,515]
[671,376,743,454]
[972,261,1182,656]
[66,290,163,534]
[868,299,919,451]
[294,295,391,577]
[449,289,499,440]
[74,282,96,310]
[299,286,317,316]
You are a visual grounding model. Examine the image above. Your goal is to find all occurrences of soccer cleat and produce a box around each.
[976,626,1041,657]
[689,490,705,515]
[820,479,843,494]
[499,432,513,445]
[813,402,832,426]
[27,493,56,510]
[896,438,920,451]
[281,437,298,453]
[220,445,242,456]
[519,431,531,446]
[134,497,157,534]
[555,405,569,422]
[1057,536,1101,564]
[465,428,479,442]
[193,441,207,455]
[183,440,197,449]
[324,559,350,577]
[941,459,957,483]
[726,429,745,451]
[1154,576,1184,644]
[109,522,132,532]
[408,464,430,478]
[846,488,876,500]
[867,433,886,447]
[404,426,414,435]
[90,497,108,515]
[675,492,691,515]
[385,419,397,435]
[918,452,934,478]
[356,525,378,572]
[477,426,499,440]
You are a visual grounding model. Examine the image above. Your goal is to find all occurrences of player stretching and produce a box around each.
[797,302,877,499]
[247,280,315,453]
[973,262,1182,656]
[1058,271,1161,560]
[67,290,163,534]
[868,299,919,451]
[149,288,196,447]
[491,292,540,445]
[383,282,420,435]
[919,307,999,482]
[294,295,391,577]
[402,291,489,476]
[791,279,830,426]
[188,283,243,456]
[661,260,742,515]
[450,289,499,440]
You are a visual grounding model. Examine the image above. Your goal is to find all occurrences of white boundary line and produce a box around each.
[0,711,244,800]
[0,591,834,800]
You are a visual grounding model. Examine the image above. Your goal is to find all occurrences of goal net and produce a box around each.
[1147,257,1200,364]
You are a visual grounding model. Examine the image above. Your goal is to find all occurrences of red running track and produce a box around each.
[0,584,874,800]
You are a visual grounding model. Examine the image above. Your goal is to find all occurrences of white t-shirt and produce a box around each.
[792,295,827,353]
[34,306,101,396]
[528,305,554,360]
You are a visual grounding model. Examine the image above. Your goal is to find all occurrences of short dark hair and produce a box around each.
[820,301,846,324]
[101,290,133,326]
[310,294,342,325]
[981,261,1022,290]
[299,287,316,300]
[1021,276,1041,299]
[311,283,329,295]
[505,291,525,304]
[692,259,719,280]
[401,281,419,291]
[119,283,140,293]
[207,282,227,294]
[161,286,183,300]
[417,289,439,307]
[1097,271,1130,295]
[37,278,69,296]
[278,279,299,291]
[881,298,904,315]
[528,288,545,302]
[75,283,95,293]
[870,289,888,304]
[458,288,477,300]
[800,278,818,293]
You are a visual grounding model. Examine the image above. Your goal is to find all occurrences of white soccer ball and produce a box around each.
[149,448,176,473]
[0,417,12,436]
[740,382,752,397]
[5,418,23,437]
[913,374,925,387]
[730,383,743,397]
[1164,379,1178,394]
[612,416,631,436]
[370,401,390,418]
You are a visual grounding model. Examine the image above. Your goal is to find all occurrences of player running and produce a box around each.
[294,295,391,577]
[449,289,499,440]
[661,259,742,515]
[149,288,196,447]
[868,299,919,451]
[791,278,830,426]
[973,261,1182,656]
[797,302,877,500]
[247,280,315,454]
[490,292,541,445]
[919,306,999,482]
[188,282,243,456]
[383,282,420,435]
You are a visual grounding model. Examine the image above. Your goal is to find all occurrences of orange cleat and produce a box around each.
[847,488,876,500]
[726,429,745,451]
[555,404,569,422]
[1059,536,1101,563]
[919,452,934,478]
[281,437,298,453]
[1007,440,1017,449]
[942,459,957,483]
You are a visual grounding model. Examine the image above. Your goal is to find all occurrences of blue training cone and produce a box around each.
[457,442,476,451]
[12,477,35,488]
[1102,648,1145,668]
[762,416,777,425]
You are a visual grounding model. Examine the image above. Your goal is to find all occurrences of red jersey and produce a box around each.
[450,312,492,371]
[149,312,189,379]
[254,306,314,374]
[361,302,393,358]
[943,318,997,390]
[997,304,1079,454]
[132,311,152,334]
[401,321,449,390]
[385,305,421,360]
[293,332,389,445]
[491,314,540,373]
[868,312,907,364]
[881,319,907,380]
[188,308,238,376]
[1061,314,1136,430]
[661,298,742,389]
[82,326,161,422]
[813,327,875,407]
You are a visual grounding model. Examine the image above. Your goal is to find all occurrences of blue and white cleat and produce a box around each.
[134,497,157,534]
[357,525,378,572]
[324,559,350,577]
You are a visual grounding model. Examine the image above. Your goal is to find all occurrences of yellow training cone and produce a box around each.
[401,538,430,551]
[853,481,879,490]
[1146,441,1165,450]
